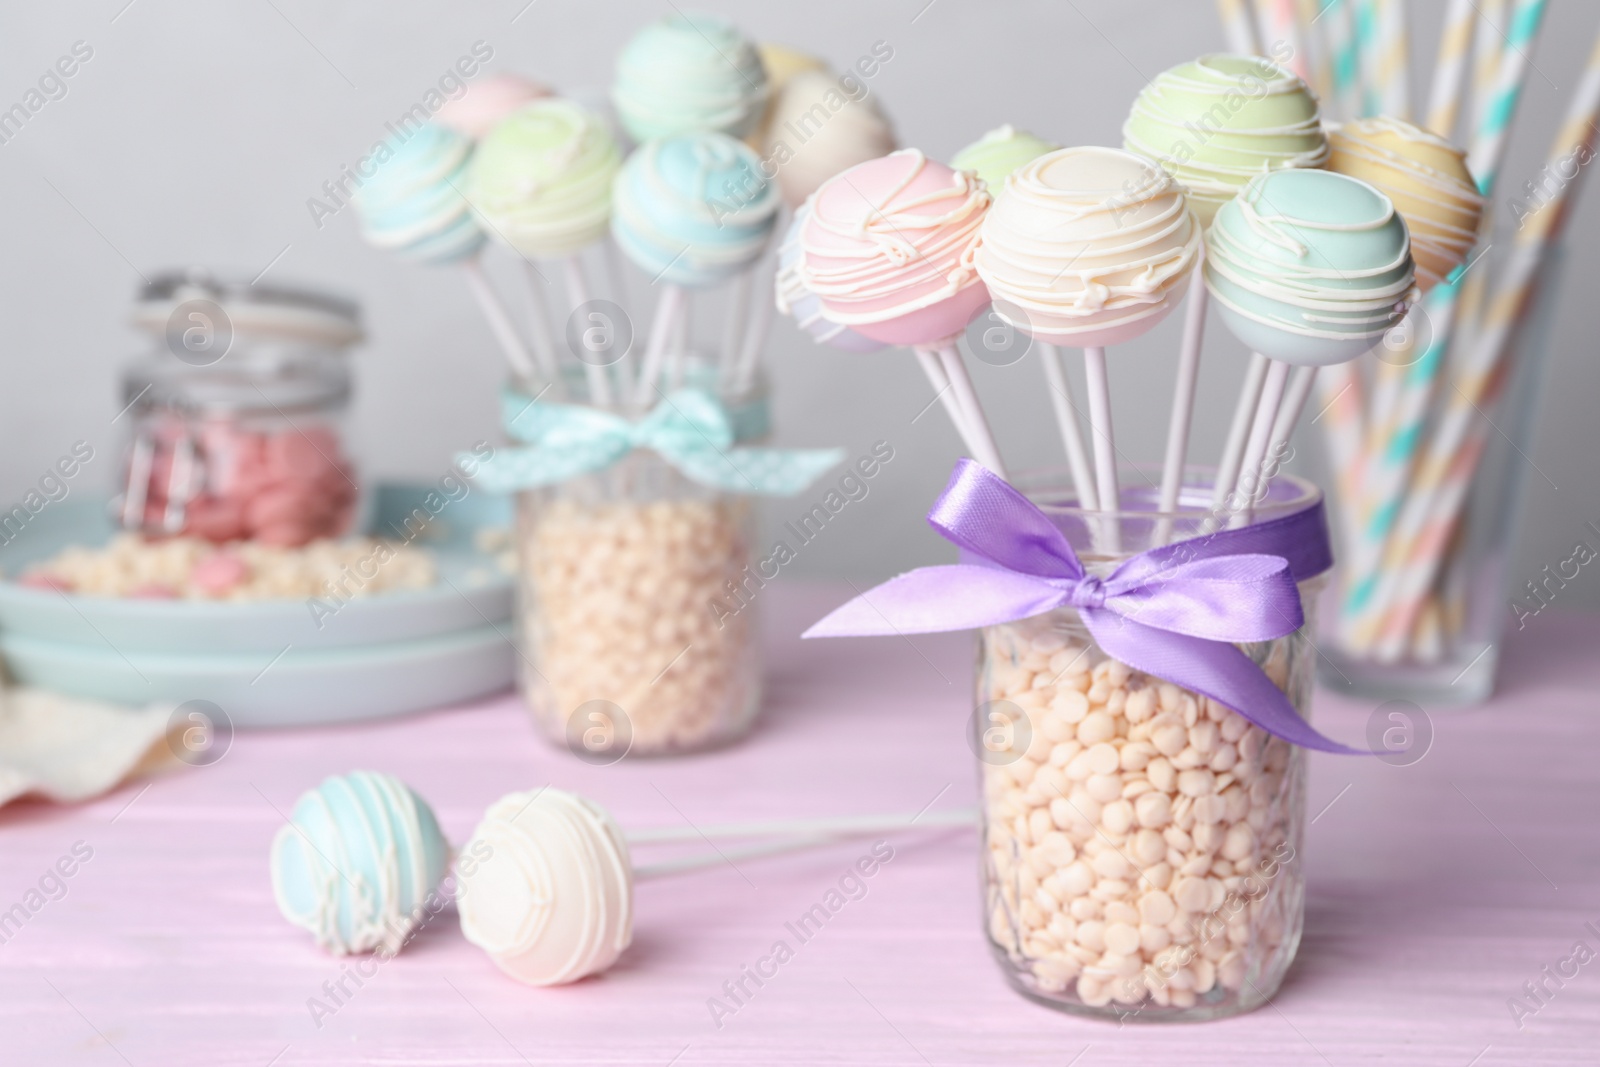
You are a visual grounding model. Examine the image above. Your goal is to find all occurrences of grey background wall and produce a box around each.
[1,1,1595,605]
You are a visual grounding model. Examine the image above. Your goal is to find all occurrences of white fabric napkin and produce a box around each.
[0,688,177,808]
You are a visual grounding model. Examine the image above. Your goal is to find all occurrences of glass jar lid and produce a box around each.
[131,268,363,347]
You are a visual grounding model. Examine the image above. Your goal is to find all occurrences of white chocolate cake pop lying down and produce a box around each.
[455,787,977,986]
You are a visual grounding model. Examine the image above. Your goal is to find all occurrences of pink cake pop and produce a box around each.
[435,74,552,140]
[797,150,1003,474]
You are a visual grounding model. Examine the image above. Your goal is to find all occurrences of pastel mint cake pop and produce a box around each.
[271,771,449,956]
[611,132,779,288]
[613,13,768,142]
[351,124,484,265]
[1204,168,1416,366]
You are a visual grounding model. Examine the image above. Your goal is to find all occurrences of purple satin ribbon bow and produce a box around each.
[804,459,1361,754]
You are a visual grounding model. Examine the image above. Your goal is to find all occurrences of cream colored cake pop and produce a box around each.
[762,70,897,208]
[1326,116,1484,292]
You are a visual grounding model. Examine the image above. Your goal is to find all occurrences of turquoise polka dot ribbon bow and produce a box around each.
[464,388,847,496]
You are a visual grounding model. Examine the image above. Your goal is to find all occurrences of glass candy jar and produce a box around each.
[976,471,1322,1021]
[116,270,363,546]
[511,360,768,759]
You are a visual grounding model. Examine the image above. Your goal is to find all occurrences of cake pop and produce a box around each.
[749,43,828,150]
[1326,116,1484,292]
[270,771,450,956]
[975,147,1201,527]
[951,125,1060,188]
[352,123,546,385]
[613,132,779,403]
[456,788,632,987]
[456,786,976,987]
[469,98,626,404]
[974,147,1200,348]
[352,124,484,265]
[435,74,552,140]
[798,149,1001,473]
[612,13,769,143]
[1205,168,1415,509]
[1122,54,1329,225]
[469,98,622,259]
[763,70,897,209]
[1124,55,1329,524]
[774,203,885,352]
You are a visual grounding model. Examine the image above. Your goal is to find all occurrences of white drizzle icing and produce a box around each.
[974,147,1200,341]
[796,149,990,326]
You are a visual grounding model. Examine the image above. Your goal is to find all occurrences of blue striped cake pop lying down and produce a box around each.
[270,771,450,956]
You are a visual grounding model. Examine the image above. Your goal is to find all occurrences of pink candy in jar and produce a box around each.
[131,419,357,547]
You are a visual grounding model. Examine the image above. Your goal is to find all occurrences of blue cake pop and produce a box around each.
[611,132,779,289]
[270,771,449,956]
[352,124,485,266]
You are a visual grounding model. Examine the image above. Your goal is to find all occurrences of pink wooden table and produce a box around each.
[3,584,1597,1065]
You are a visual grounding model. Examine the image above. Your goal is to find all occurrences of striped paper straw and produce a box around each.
[1322,0,1365,121]
[1364,19,1596,656]
[1374,0,1413,119]
[1314,366,1367,559]
[1297,0,1334,101]
[1269,0,1310,81]
[1217,0,1264,54]
[1354,0,1383,115]
[1342,0,1547,637]
[1471,0,1508,135]
[1466,0,1548,183]
[1425,0,1477,137]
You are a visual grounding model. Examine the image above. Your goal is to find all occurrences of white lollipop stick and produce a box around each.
[1211,352,1269,513]
[719,270,752,384]
[462,256,540,386]
[1232,359,1289,525]
[564,257,613,408]
[935,344,1007,478]
[627,806,978,845]
[1155,263,1208,544]
[633,285,686,408]
[602,237,630,308]
[515,260,563,391]
[1082,346,1120,551]
[912,347,975,448]
[1268,364,1318,461]
[1038,342,1098,511]
[633,835,837,879]
[669,298,691,389]
[729,256,776,395]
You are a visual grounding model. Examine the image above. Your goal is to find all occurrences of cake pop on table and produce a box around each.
[612,131,780,405]
[975,146,1201,538]
[1204,168,1416,514]
[470,98,625,403]
[612,13,769,143]
[270,771,449,956]
[798,149,1002,474]
[352,123,549,387]
[1123,54,1330,525]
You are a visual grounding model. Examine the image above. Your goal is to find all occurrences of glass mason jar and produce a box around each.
[117,270,363,546]
[510,358,767,759]
[976,470,1321,1021]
